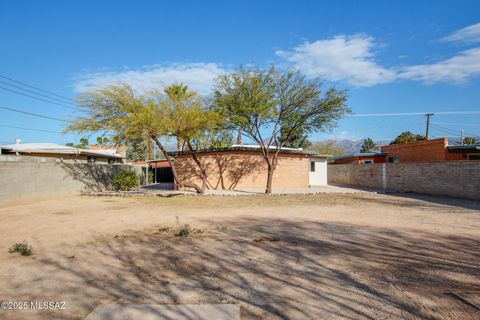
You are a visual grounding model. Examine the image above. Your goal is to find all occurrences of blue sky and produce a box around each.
[0,0,479,145]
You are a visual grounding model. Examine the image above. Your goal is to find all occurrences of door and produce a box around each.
[309,160,327,186]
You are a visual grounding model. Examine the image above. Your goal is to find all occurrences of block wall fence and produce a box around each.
[328,161,480,200]
[0,155,143,203]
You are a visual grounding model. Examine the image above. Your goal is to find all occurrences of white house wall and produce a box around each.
[309,159,327,186]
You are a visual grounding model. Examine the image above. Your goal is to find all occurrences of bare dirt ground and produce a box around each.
[0,193,479,319]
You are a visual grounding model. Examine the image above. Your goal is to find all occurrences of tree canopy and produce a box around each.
[463,137,479,145]
[390,131,425,145]
[212,65,349,193]
[360,138,377,153]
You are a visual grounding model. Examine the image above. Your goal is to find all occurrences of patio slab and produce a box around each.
[85,304,240,320]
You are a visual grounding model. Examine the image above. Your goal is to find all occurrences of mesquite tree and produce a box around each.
[213,66,349,194]
[65,83,212,194]
[161,83,225,193]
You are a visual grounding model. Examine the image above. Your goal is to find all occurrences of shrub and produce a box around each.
[216,223,228,232]
[113,169,138,191]
[176,224,191,237]
[9,242,32,256]
[148,171,155,183]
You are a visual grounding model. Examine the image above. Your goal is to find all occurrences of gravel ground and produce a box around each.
[0,193,479,319]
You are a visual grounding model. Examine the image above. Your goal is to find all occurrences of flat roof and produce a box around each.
[1,143,125,159]
[447,145,480,154]
[168,146,329,158]
[332,152,387,160]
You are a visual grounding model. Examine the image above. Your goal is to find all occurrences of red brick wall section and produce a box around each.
[381,138,450,162]
[173,151,310,190]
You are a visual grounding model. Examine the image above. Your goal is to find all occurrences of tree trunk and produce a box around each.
[236,129,242,145]
[265,164,274,194]
[148,138,153,160]
[264,154,278,194]
[186,140,208,194]
[151,136,203,194]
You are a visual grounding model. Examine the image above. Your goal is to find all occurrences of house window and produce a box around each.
[87,157,96,163]
[363,159,373,164]
[310,161,315,172]
[389,157,400,163]
[468,154,480,160]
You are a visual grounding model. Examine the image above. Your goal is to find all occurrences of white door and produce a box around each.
[309,160,327,186]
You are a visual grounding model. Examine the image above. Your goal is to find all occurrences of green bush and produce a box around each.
[176,224,191,237]
[9,242,32,256]
[113,169,138,191]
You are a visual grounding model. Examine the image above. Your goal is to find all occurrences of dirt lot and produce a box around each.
[0,193,479,319]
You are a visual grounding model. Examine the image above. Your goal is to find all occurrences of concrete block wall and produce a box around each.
[0,155,142,203]
[326,163,384,188]
[328,161,480,200]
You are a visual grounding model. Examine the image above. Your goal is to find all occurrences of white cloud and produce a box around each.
[74,62,226,94]
[440,22,480,43]
[276,34,396,87]
[399,48,480,84]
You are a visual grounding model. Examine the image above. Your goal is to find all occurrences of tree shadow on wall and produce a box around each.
[59,162,125,192]
[200,154,264,190]
[175,154,264,191]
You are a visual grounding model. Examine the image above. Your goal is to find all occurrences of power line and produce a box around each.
[430,124,460,136]
[350,111,480,117]
[0,123,62,134]
[0,106,71,123]
[431,121,480,127]
[432,123,479,136]
[430,124,480,138]
[0,86,78,110]
[0,74,74,103]
[0,80,77,106]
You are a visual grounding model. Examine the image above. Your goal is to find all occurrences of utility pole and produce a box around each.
[461,129,464,145]
[425,113,434,140]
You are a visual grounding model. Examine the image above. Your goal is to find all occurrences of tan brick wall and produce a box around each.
[328,161,480,200]
[174,151,310,190]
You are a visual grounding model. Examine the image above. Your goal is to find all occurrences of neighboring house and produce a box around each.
[447,144,480,161]
[331,138,480,164]
[0,142,125,163]
[331,152,387,164]
[380,138,480,163]
[169,145,329,190]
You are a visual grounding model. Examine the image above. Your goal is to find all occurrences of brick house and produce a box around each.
[380,138,478,163]
[169,146,329,190]
[332,152,387,164]
[331,138,479,164]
